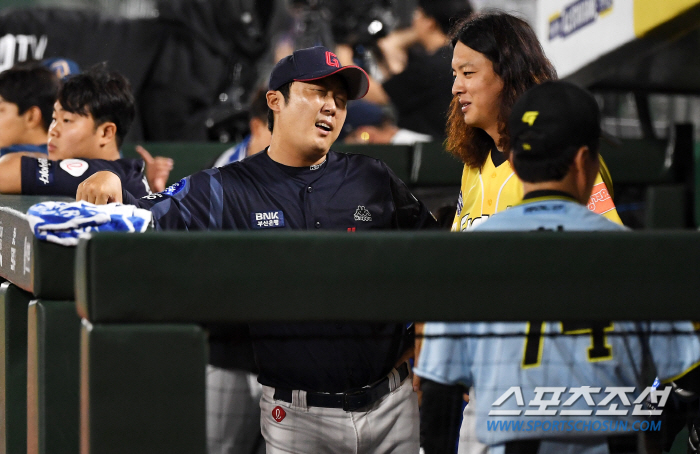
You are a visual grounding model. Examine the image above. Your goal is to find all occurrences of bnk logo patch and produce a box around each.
[522,111,539,126]
[252,210,285,229]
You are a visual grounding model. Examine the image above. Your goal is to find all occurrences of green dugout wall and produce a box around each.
[73,230,700,453]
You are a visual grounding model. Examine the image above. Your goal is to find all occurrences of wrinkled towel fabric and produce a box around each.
[27,201,152,246]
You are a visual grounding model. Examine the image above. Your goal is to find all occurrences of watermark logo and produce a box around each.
[489,386,670,416]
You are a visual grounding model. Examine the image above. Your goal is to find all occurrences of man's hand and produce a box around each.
[136,145,173,193]
[76,171,123,204]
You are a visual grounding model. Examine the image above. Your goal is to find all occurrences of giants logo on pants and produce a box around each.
[272,406,286,423]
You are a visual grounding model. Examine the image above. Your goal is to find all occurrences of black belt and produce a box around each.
[504,434,637,454]
[273,362,409,412]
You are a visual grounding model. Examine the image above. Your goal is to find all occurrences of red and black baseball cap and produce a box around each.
[509,81,601,160]
[268,46,370,100]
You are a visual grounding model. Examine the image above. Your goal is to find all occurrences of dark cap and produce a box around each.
[509,81,600,160]
[268,46,370,100]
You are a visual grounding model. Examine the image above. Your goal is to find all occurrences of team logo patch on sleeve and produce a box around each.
[587,182,615,215]
[59,159,89,177]
[251,210,285,229]
[36,158,54,185]
[161,178,187,196]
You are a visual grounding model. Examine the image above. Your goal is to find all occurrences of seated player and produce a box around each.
[0,64,154,198]
[41,57,172,192]
[416,81,700,454]
[0,63,59,157]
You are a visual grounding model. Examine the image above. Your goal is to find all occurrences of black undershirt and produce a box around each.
[491,149,507,167]
[523,189,579,202]
[268,154,327,184]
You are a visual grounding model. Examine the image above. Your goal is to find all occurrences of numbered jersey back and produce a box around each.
[417,320,700,445]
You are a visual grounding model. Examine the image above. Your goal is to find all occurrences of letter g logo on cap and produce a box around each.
[325,51,340,68]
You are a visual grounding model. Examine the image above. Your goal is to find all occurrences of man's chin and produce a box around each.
[48,150,68,161]
[312,137,334,153]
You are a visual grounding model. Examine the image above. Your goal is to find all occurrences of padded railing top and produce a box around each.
[0,195,74,299]
[76,230,700,323]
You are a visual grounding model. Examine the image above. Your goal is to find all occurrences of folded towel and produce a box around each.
[27,201,152,246]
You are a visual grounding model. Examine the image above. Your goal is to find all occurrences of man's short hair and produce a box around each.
[57,63,135,148]
[418,0,473,35]
[0,63,60,132]
[267,82,292,133]
[509,81,601,183]
[248,87,270,124]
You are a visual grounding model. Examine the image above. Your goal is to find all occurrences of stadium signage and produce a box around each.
[0,34,48,72]
[548,0,613,40]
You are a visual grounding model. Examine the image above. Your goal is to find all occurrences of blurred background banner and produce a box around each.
[537,0,700,93]
[537,0,635,78]
[0,0,275,142]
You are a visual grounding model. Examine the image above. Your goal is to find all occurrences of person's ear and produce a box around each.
[22,106,44,129]
[96,122,117,146]
[267,90,283,113]
[573,146,599,201]
[574,146,598,178]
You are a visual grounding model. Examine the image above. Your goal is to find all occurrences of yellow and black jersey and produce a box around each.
[452,151,622,232]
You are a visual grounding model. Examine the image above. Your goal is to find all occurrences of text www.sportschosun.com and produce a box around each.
[486,420,661,432]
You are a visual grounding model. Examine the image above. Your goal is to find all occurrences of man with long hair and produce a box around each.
[445,12,621,232]
[415,12,624,454]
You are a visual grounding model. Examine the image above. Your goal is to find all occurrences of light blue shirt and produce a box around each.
[416,194,700,450]
[472,195,627,232]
